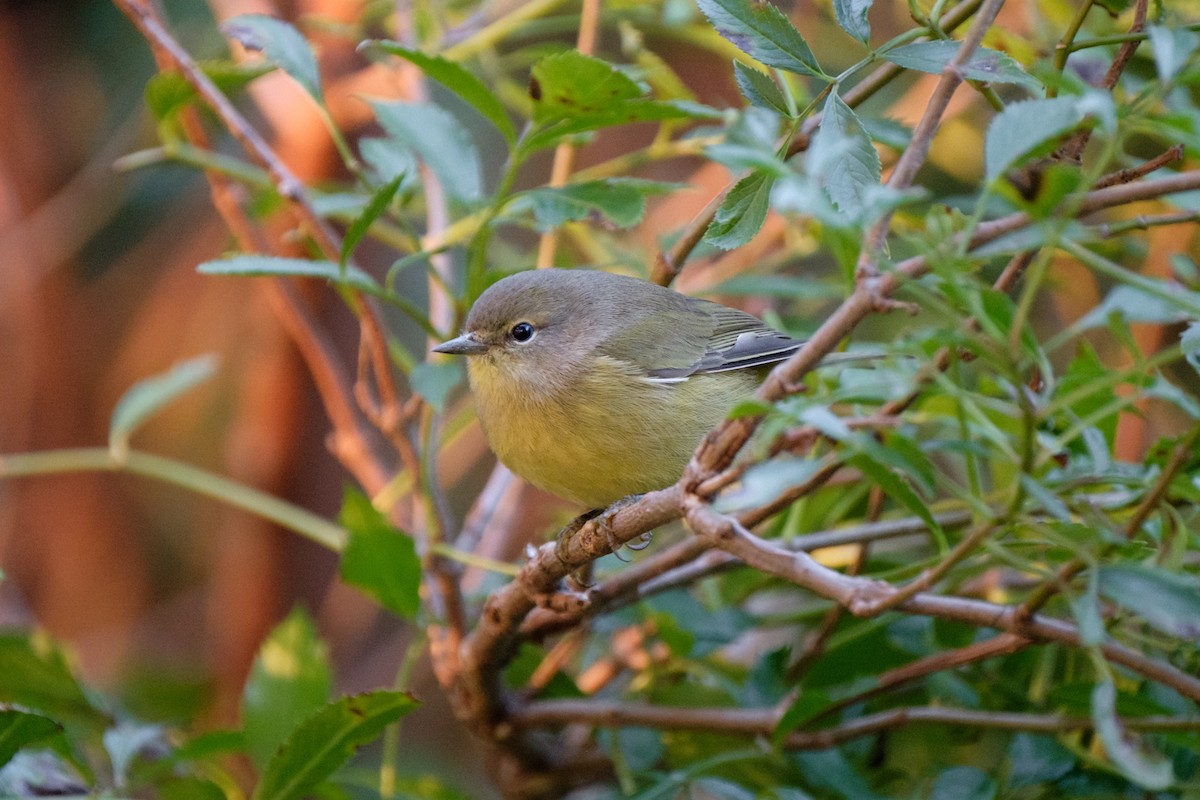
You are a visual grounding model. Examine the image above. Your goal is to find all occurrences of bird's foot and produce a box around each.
[553,495,650,584]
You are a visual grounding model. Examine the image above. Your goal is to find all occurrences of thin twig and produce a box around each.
[509,699,1200,746]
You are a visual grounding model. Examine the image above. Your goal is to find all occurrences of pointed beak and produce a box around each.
[432,333,489,356]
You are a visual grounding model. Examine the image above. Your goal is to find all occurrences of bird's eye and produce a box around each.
[510,322,535,343]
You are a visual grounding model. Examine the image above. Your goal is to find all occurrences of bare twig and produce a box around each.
[510,699,1200,746]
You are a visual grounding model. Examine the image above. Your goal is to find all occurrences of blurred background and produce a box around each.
[1,0,1192,792]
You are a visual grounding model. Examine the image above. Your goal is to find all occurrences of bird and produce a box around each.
[433,268,814,511]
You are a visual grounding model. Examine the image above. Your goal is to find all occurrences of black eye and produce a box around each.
[510,322,535,343]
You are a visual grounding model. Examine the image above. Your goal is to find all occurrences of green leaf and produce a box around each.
[1018,475,1071,522]
[704,170,775,250]
[146,62,273,123]
[732,62,791,116]
[521,100,708,154]
[223,15,323,101]
[409,361,463,414]
[338,487,421,620]
[1090,678,1174,789]
[529,51,643,124]
[0,710,61,769]
[519,178,674,231]
[848,453,943,541]
[1069,568,1105,646]
[242,608,332,770]
[884,41,1038,88]
[1147,25,1200,84]
[696,0,825,78]
[808,92,881,213]
[109,355,217,454]
[1007,733,1076,787]
[197,256,382,295]
[932,766,995,800]
[0,636,109,728]
[984,97,1085,181]
[1075,285,1195,331]
[1098,564,1200,639]
[834,0,874,44]
[340,176,402,267]
[365,42,517,143]
[714,457,824,513]
[370,100,482,203]
[252,690,418,800]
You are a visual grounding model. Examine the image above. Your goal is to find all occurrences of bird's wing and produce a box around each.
[643,301,804,379]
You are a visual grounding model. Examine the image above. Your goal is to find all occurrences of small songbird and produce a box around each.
[433,269,811,510]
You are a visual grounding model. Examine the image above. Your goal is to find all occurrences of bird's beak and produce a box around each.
[432,333,489,356]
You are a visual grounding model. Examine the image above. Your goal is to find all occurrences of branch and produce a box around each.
[509,700,1200,748]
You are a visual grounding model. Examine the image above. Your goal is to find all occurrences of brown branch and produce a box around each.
[1094,144,1186,190]
[807,633,1032,723]
[114,0,391,496]
[857,0,1007,278]
[1056,0,1150,164]
[509,699,1200,747]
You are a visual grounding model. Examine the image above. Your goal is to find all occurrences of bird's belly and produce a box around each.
[476,370,755,508]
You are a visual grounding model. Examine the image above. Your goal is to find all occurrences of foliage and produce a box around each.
[2,0,1200,797]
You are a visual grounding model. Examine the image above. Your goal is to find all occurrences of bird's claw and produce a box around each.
[552,495,651,582]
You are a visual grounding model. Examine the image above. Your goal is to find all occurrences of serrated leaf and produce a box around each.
[1091,678,1174,789]
[109,355,217,455]
[984,97,1085,181]
[834,0,874,44]
[884,41,1038,88]
[340,176,402,267]
[252,691,418,800]
[808,92,881,212]
[704,170,775,249]
[696,0,825,78]
[242,609,332,770]
[370,100,482,203]
[223,15,323,102]
[732,62,791,115]
[365,42,516,143]
[197,256,382,295]
[529,51,643,124]
[1148,25,1200,84]
[0,710,61,769]
[1098,564,1200,639]
[520,179,673,231]
[0,636,109,728]
[338,488,421,620]
[358,136,419,186]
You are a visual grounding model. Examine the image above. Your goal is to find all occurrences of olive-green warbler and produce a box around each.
[433,268,808,509]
